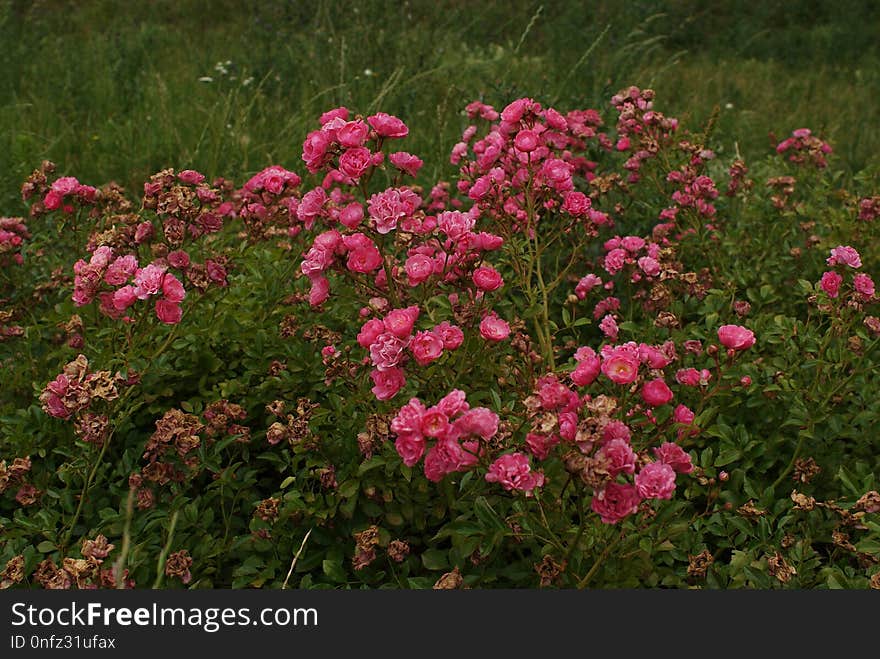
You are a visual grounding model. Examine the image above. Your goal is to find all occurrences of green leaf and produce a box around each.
[36,541,56,554]
[421,549,448,570]
[322,559,347,583]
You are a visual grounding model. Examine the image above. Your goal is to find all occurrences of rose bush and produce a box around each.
[0,87,878,589]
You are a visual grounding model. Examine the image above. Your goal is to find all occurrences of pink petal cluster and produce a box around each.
[485,452,545,494]
[391,390,497,482]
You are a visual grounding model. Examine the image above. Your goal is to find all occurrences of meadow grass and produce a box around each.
[2,0,879,212]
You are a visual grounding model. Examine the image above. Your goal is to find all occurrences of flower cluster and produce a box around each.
[360,306,465,400]
[451,97,607,231]
[857,196,880,222]
[390,390,499,483]
[0,217,29,266]
[29,535,133,589]
[776,128,832,169]
[0,456,37,507]
[72,246,187,324]
[819,245,875,303]
[38,356,132,442]
[232,165,302,241]
[611,86,679,183]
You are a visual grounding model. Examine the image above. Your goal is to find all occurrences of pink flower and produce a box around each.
[336,120,370,147]
[410,330,444,366]
[368,188,421,234]
[820,271,843,298]
[357,318,385,348]
[338,202,364,229]
[601,346,640,384]
[602,420,631,444]
[308,275,330,306]
[297,187,328,228]
[437,211,474,240]
[167,250,190,269]
[177,170,205,185]
[420,408,450,438]
[134,221,154,244]
[620,236,646,252]
[436,390,469,417]
[405,254,434,286]
[391,398,427,436]
[525,432,559,460]
[635,461,676,500]
[638,343,673,369]
[369,332,410,370]
[383,306,420,338]
[599,314,619,341]
[367,112,409,138]
[591,482,641,524]
[112,285,138,311]
[854,273,875,298]
[338,147,373,179]
[346,244,383,273]
[827,245,862,268]
[395,433,426,467]
[370,367,406,401]
[479,313,510,342]
[320,107,349,124]
[155,299,182,324]
[653,442,693,474]
[571,355,601,387]
[454,407,499,439]
[575,274,602,299]
[637,256,660,277]
[133,263,167,299]
[598,438,637,476]
[472,265,504,291]
[603,248,627,274]
[673,404,695,426]
[302,129,334,173]
[161,273,186,303]
[562,191,592,216]
[675,368,702,387]
[434,321,464,350]
[389,152,424,177]
[485,453,545,493]
[513,129,540,152]
[104,255,138,286]
[642,378,673,407]
[717,324,756,351]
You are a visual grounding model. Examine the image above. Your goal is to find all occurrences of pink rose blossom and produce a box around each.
[405,254,434,286]
[513,129,540,152]
[575,274,602,299]
[367,112,409,138]
[369,332,410,371]
[562,191,592,216]
[601,346,640,384]
[420,408,450,438]
[155,299,182,325]
[133,263,167,299]
[599,314,619,340]
[104,255,138,286]
[383,306,420,338]
[637,256,661,277]
[370,368,406,401]
[336,120,370,147]
[485,453,545,493]
[827,245,861,268]
[357,318,385,348]
[854,273,875,298]
[525,432,559,460]
[472,265,504,291]
[820,271,843,298]
[591,482,641,524]
[642,378,673,407]
[338,147,373,179]
[308,275,330,306]
[653,442,693,474]
[571,355,601,387]
[338,202,364,229]
[167,250,190,269]
[161,273,186,303]
[635,461,676,500]
[177,170,205,185]
[453,407,499,439]
[389,151,424,177]
[410,330,444,366]
[435,390,469,417]
[598,438,637,476]
[112,285,138,311]
[394,433,426,467]
[433,321,464,350]
[479,313,510,342]
[717,324,756,351]
[391,398,427,436]
[603,248,627,275]
[602,420,631,444]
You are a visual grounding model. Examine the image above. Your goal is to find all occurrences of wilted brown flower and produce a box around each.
[164,550,193,585]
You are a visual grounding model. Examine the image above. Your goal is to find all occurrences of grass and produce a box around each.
[1,0,879,213]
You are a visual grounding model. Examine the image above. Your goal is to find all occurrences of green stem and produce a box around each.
[152,510,180,589]
[576,529,624,589]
